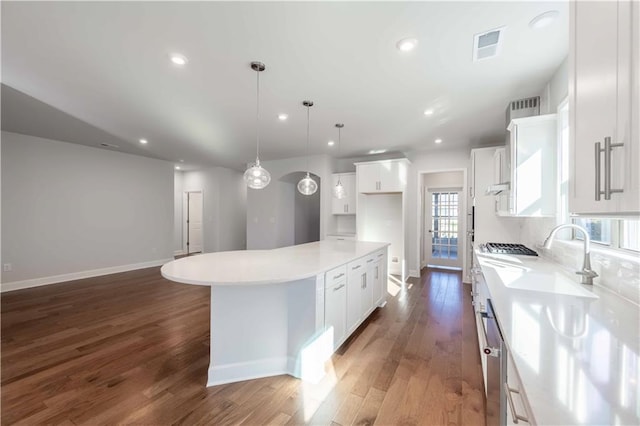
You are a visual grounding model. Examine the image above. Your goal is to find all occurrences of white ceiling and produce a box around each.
[1,1,568,171]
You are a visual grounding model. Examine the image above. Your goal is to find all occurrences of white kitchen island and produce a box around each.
[161,240,389,386]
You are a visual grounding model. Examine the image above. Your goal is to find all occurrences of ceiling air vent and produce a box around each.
[100,143,120,149]
[473,27,505,62]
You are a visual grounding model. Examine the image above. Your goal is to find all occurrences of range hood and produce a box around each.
[485,182,509,195]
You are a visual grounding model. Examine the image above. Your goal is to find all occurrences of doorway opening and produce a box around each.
[183,191,203,256]
[418,170,466,272]
[279,172,321,247]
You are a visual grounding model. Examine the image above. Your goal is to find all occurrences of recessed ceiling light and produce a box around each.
[328,140,335,147]
[435,138,443,144]
[529,10,559,29]
[170,53,188,66]
[278,114,288,121]
[369,149,387,155]
[396,38,418,52]
[175,166,181,170]
[424,109,434,116]
[139,138,148,144]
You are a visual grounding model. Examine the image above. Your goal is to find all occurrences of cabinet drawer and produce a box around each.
[325,265,347,288]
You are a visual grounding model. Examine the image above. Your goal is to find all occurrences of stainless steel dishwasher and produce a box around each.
[481,298,507,426]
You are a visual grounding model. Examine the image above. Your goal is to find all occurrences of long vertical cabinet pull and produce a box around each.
[604,137,624,199]
[361,273,366,289]
[595,137,625,201]
[595,141,602,201]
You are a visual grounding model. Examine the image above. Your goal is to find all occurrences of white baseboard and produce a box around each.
[0,258,172,293]
[173,250,184,256]
[207,357,292,387]
[408,269,420,278]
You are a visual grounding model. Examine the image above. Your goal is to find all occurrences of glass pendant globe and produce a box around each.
[244,162,271,189]
[333,180,346,199]
[297,173,318,195]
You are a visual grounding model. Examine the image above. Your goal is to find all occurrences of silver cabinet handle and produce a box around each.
[377,253,384,258]
[351,265,361,270]
[595,141,602,201]
[477,312,500,357]
[333,283,345,291]
[504,383,530,424]
[596,137,624,201]
[375,266,379,279]
[333,273,345,279]
[344,204,348,213]
[367,259,374,263]
[604,136,624,200]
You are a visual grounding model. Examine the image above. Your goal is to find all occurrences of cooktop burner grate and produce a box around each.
[485,242,538,256]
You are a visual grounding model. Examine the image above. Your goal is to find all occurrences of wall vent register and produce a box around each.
[484,242,538,256]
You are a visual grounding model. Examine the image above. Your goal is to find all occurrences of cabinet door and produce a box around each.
[325,279,347,351]
[379,161,407,192]
[357,164,380,193]
[570,0,638,214]
[363,257,375,317]
[347,261,365,333]
[372,257,383,306]
[511,116,557,216]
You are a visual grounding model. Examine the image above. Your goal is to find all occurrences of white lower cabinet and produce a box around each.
[372,250,386,306]
[324,265,347,351]
[347,258,367,334]
[326,249,388,349]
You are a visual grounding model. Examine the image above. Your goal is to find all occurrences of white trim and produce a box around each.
[416,169,468,280]
[0,258,172,293]
[408,269,420,278]
[207,357,292,387]
[173,250,185,257]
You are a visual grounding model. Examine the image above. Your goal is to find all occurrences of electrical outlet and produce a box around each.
[392,257,399,263]
[3,263,12,272]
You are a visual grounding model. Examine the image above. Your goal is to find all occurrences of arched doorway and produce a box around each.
[279,172,321,246]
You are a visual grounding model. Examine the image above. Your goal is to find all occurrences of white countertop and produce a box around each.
[161,240,389,286]
[476,250,640,425]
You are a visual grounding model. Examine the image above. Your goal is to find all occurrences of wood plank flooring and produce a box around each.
[1,267,485,425]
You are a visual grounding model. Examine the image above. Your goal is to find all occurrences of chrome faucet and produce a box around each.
[542,224,598,285]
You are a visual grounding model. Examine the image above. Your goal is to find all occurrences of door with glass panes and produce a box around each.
[425,190,462,268]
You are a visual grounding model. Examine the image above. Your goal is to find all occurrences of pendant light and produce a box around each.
[297,100,318,195]
[333,123,346,199]
[243,61,271,189]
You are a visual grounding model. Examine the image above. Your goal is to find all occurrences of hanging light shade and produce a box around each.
[298,101,318,195]
[333,123,346,199]
[244,61,271,189]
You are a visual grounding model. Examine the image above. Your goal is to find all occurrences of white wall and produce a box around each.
[246,154,332,250]
[178,167,247,254]
[539,56,569,114]
[423,170,464,189]
[1,131,174,289]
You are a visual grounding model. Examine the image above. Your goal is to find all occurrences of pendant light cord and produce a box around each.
[255,69,260,161]
[306,104,310,173]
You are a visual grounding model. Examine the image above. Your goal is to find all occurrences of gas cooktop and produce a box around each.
[485,242,538,256]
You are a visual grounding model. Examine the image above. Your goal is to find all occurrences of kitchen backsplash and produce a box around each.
[520,217,640,306]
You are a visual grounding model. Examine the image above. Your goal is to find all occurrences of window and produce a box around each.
[558,100,639,253]
[431,192,459,259]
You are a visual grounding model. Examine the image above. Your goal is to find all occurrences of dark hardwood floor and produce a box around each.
[1,267,485,425]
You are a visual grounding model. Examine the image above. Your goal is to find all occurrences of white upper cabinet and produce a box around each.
[355,159,410,193]
[569,0,639,215]
[500,114,558,217]
[331,173,356,215]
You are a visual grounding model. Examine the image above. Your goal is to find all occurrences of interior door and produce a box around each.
[425,190,463,268]
[187,191,203,254]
